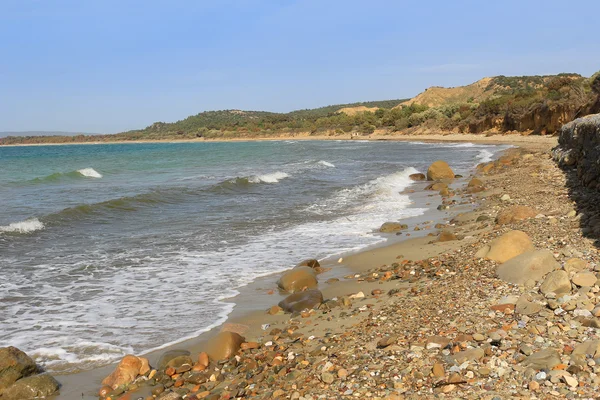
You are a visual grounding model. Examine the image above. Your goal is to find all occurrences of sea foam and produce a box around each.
[249,171,289,183]
[77,168,102,178]
[0,218,45,234]
[318,160,335,168]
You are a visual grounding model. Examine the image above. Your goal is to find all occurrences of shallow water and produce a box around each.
[0,140,507,373]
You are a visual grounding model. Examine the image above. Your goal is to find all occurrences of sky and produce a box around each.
[1,0,599,134]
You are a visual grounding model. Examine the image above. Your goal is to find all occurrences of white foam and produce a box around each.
[0,218,45,234]
[77,168,102,178]
[250,171,290,183]
[476,149,494,163]
[318,160,335,168]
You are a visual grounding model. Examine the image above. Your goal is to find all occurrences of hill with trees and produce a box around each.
[2,72,599,145]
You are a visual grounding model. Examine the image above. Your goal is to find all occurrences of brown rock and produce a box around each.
[268,305,283,315]
[379,222,408,233]
[540,270,571,295]
[564,258,587,274]
[240,342,259,350]
[468,177,484,187]
[496,249,559,285]
[278,289,323,313]
[205,331,245,361]
[377,336,397,348]
[1,373,59,400]
[496,206,537,225]
[432,363,445,378]
[427,160,455,181]
[0,346,38,392]
[277,267,317,293]
[295,259,321,271]
[409,173,426,181]
[425,182,448,191]
[437,231,457,242]
[572,272,597,287]
[101,354,149,390]
[484,230,535,263]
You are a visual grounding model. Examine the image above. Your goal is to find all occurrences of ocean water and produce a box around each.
[0,140,507,373]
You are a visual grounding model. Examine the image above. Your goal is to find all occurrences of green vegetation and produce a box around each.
[2,72,600,145]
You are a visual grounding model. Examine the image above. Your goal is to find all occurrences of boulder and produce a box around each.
[379,222,408,233]
[295,259,321,270]
[424,182,448,191]
[496,250,559,285]
[437,231,457,242]
[540,270,571,295]
[572,272,597,287]
[515,294,543,315]
[522,349,561,370]
[157,350,191,371]
[427,161,455,181]
[1,373,59,400]
[483,230,535,263]
[564,258,587,274]
[409,173,426,181]
[0,347,38,392]
[277,267,317,293]
[101,354,150,390]
[496,206,537,225]
[571,340,600,366]
[279,289,324,313]
[467,177,484,187]
[205,331,245,361]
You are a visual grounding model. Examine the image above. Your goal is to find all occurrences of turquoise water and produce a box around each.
[0,140,505,373]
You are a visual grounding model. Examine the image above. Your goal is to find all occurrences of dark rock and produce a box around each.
[1,373,59,400]
[0,347,38,392]
[278,289,324,313]
[409,173,426,181]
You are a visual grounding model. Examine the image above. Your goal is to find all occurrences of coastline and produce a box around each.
[48,136,545,399]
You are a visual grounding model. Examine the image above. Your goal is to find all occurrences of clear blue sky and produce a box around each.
[1,0,599,133]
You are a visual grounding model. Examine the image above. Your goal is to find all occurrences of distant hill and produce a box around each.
[0,131,96,138]
[2,72,599,145]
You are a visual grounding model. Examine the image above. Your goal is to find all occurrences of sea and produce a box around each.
[0,140,508,374]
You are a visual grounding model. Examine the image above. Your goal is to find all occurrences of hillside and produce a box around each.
[1,72,599,145]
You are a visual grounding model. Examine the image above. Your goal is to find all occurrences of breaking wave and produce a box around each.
[0,218,45,234]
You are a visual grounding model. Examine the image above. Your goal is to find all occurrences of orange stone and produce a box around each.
[198,352,209,367]
[241,342,260,350]
[192,363,206,372]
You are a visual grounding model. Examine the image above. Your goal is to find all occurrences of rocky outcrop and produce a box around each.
[554,114,600,189]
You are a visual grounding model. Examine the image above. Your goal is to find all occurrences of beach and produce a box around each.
[8,133,600,399]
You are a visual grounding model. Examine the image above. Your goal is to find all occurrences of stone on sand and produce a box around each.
[495,205,537,225]
[278,289,324,313]
[496,249,559,285]
[379,222,408,233]
[437,231,457,242]
[277,267,317,293]
[426,160,455,181]
[522,349,561,370]
[205,331,245,361]
[1,373,59,400]
[0,347,38,391]
[540,270,571,295]
[571,272,597,287]
[482,230,535,263]
[409,173,426,181]
[101,354,150,389]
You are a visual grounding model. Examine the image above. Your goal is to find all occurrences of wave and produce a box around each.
[317,160,335,168]
[0,218,45,234]
[17,168,103,186]
[77,168,102,178]
[251,171,289,183]
[212,171,290,191]
[476,149,494,163]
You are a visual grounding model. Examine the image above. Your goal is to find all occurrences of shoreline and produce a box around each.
[19,134,567,399]
[0,132,557,151]
[51,139,515,399]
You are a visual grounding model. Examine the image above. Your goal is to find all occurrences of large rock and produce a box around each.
[279,289,324,313]
[101,354,150,390]
[572,272,597,287]
[1,373,59,400]
[277,267,317,293]
[482,230,535,263]
[157,350,191,371]
[437,231,457,242]
[424,182,448,191]
[571,340,600,366]
[379,222,407,233]
[522,349,561,370]
[467,177,484,187]
[409,173,426,181]
[205,331,245,361]
[564,258,587,274]
[426,160,455,181]
[0,347,38,392]
[295,259,320,270]
[496,250,559,286]
[495,206,537,225]
[540,270,571,295]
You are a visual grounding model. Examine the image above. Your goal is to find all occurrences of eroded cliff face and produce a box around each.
[553,114,600,189]
[467,102,600,135]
